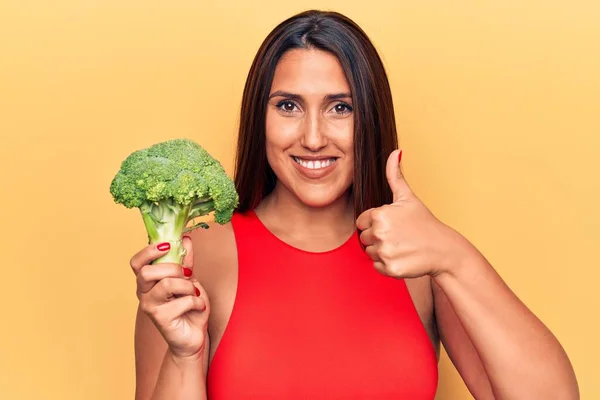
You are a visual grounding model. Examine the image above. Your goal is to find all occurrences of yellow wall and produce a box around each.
[1,1,598,399]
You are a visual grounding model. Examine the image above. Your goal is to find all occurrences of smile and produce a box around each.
[292,156,337,170]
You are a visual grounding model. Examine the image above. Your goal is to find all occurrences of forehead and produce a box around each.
[270,48,350,94]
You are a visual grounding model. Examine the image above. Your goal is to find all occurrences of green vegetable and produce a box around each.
[109,138,239,264]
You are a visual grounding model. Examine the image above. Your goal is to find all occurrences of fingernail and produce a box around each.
[195,287,200,296]
[182,267,193,277]
[157,242,170,251]
[182,235,191,240]
[398,150,403,163]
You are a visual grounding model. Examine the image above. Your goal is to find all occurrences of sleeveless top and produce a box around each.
[206,211,439,399]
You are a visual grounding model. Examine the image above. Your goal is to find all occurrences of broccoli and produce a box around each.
[109,138,239,264]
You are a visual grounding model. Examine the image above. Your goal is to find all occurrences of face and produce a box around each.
[265,48,354,208]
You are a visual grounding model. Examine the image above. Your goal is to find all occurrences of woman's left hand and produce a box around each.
[356,150,473,279]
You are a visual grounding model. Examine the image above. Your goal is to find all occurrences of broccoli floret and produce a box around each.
[109,138,239,264]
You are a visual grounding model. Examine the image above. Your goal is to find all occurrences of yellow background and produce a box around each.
[1,1,598,399]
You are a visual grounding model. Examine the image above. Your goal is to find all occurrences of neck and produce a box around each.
[255,182,356,239]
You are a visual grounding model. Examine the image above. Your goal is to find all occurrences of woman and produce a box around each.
[129,10,579,399]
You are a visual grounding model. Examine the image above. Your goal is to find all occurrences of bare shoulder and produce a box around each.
[405,275,440,355]
[186,220,237,293]
[186,219,239,363]
[404,275,434,317]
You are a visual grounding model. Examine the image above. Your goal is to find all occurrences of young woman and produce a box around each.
[128,10,579,400]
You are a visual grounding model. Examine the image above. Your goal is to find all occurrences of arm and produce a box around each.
[136,220,236,400]
[130,237,211,400]
[433,244,579,400]
[357,150,578,399]
[432,279,495,399]
[134,308,210,400]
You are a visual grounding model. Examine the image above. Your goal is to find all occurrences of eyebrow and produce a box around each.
[268,90,352,101]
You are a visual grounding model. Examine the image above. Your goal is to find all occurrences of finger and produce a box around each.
[158,294,207,322]
[148,277,199,303]
[181,235,194,269]
[373,261,387,276]
[130,241,173,274]
[385,149,412,202]
[364,244,381,262]
[356,208,374,231]
[359,228,376,247]
[137,263,192,294]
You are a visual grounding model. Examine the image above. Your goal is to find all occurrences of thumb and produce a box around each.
[386,149,411,202]
[181,235,195,269]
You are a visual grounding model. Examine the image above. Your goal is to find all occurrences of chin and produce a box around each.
[293,188,349,209]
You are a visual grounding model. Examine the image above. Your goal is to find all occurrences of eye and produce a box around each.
[276,100,299,113]
[331,102,353,115]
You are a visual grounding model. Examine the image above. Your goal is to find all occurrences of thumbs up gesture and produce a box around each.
[356,150,468,279]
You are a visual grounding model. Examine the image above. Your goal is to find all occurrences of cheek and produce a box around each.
[265,110,301,147]
[328,116,353,150]
[333,123,354,177]
[265,113,293,170]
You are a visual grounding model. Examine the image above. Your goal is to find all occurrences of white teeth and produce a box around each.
[293,157,336,169]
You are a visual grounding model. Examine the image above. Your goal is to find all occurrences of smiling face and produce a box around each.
[265,48,354,208]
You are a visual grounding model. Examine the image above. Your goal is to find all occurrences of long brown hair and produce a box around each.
[234,10,398,217]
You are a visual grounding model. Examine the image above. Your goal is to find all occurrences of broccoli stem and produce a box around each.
[139,200,192,264]
[183,199,215,232]
[188,199,215,219]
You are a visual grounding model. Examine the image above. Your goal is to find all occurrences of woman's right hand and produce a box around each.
[129,236,209,359]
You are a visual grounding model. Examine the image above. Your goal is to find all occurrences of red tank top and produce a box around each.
[206,211,438,399]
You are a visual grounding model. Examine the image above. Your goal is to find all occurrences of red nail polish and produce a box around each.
[183,235,191,240]
[157,242,170,251]
[195,287,200,296]
[183,267,193,277]
[398,150,403,163]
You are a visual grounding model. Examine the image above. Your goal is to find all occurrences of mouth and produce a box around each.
[292,156,338,170]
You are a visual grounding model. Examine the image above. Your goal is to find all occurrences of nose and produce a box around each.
[300,112,327,152]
